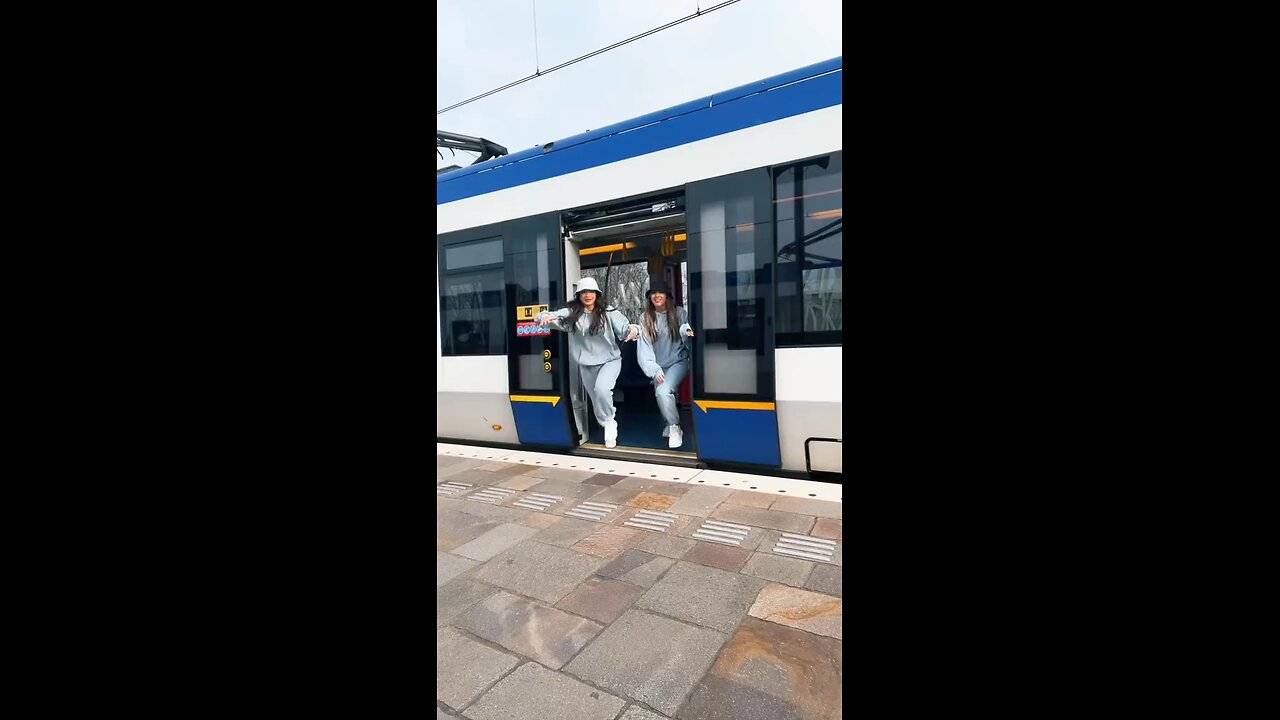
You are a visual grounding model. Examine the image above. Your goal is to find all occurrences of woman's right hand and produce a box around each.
[539,315,552,327]
[655,370,666,385]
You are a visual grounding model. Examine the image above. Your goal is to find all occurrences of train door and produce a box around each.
[686,169,783,467]
[563,190,695,456]
[503,213,576,447]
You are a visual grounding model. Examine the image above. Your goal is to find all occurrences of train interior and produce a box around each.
[563,189,695,458]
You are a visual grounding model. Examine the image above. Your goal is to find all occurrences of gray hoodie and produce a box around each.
[537,307,639,366]
[637,306,693,379]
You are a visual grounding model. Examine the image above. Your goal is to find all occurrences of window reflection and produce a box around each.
[775,153,842,345]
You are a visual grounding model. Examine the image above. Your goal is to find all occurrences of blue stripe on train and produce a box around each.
[693,407,782,467]
[436,57,842,205]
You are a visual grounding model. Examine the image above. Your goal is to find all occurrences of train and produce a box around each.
[437,56,842,478]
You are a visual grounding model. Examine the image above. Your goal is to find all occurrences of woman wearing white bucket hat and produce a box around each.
[537,277,639,448]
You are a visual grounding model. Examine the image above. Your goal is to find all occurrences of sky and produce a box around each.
[436,0,842,171]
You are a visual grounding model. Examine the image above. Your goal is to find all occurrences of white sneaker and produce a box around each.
[662,425,670,437]
[604,420,618,448]
[579,434,588,446]
[668,424,683,449]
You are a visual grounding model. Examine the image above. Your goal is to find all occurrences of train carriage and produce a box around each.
[437,56,842,478]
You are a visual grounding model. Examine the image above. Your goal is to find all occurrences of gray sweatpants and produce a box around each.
[653,360,690,427]
[570,358,622,432]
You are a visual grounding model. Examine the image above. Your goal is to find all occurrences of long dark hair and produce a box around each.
[643,295,680,342]
[565,295,607,335]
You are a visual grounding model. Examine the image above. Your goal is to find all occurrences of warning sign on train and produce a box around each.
[516,321,551,337]
[515,304,549,321]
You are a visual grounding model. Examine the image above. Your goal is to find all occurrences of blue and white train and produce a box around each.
[437,57,842,478]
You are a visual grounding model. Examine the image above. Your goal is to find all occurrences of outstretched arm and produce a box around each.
[608,310,640,343]
[536,308,572,332]
[678,307,695,340]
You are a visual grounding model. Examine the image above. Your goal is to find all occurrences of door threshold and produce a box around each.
[574,443,703,467]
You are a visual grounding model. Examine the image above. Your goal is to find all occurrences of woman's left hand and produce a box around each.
[686,328,695,337]
[626,326,638,342]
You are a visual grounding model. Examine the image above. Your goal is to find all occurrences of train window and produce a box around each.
[687,168,775,399]
[440,236,505,356]
[774,152,842,347]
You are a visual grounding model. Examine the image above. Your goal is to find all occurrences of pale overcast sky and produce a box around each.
[436,0,842,170]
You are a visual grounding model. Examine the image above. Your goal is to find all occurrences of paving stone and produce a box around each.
[582,486,640,505]
[452,523,541,562]
[436,707,454,720]
[436,578,499,628]
[709,505,815,534]
[565,609,727,717]
[635,561,766,633]
[811,518,842,540]
[665,486,734,518]
[452,500,531,523]
[619,707,670,720]
[626,491,680,511]
[682,542,752,572]
[555,576,645,624]
[804,564,842,597]
[571,525,646,559]
[514,512,563,529]
[523,466,597,482]
[444,468,514,487]
[599,549,659,579]
[436,497,467,513]
[525,478,608,500]
[614,476,692,495]
[458,591,602,669]
[476,461,532,477]
[435,627,519,710]
[747,584,841,639]
[678,617,841,720]
[497,474,547,491]
[757,531,842,566]
[769,496,842,520]
[725,490,775,508]
[437,510,500,551]
[614,507,695,537]
[617,555,675,588]
[676,518,766,551]
[530,517,601,548]
[740,552,814,587]
[437,453,468,468]
[437,459,487,479]
[437,551,479,586]
[634,533,697,559]
[465,661,625,720]
[583,473,625,486]
[473,541,607,603]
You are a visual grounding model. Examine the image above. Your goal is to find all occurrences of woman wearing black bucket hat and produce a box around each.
[637,280,695,449]
[537,277,640,448]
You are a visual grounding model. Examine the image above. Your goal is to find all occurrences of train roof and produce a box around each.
[436,56,841,205]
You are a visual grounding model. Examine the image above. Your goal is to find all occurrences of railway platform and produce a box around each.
[436,443,843,720]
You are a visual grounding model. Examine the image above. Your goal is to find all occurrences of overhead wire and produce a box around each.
[436,0,744,116]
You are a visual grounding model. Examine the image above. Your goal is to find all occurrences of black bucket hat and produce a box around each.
[646,280,674,302]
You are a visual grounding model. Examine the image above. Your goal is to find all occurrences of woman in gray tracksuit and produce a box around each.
[537,276,639,449]
[637,281,695,449]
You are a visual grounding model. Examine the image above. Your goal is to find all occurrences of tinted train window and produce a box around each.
[440,236,505,356]
[774,152,842,346]
[687,168,775,399]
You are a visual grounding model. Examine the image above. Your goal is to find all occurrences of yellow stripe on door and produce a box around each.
[694,400,776,413]
[510,395,561,407]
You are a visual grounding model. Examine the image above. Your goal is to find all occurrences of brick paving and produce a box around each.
[437,453,842,720]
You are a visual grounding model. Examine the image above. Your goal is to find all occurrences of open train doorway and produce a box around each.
[563,189,696,460]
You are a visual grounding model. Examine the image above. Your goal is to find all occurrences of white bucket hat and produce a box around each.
[575,277,601,295]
